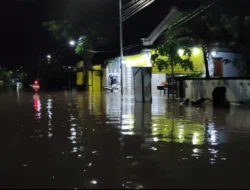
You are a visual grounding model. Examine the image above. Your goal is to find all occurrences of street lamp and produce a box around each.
[69,40,76,47]
[47,55,52,59]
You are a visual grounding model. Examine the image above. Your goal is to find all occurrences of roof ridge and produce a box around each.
[141,6,181,46]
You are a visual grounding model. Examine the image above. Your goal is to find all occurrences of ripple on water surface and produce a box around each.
[0,91,250,188]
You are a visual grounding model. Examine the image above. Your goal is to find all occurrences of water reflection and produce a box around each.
[47,98,53,138]
[33,93,41,120]
[1,91,250,188]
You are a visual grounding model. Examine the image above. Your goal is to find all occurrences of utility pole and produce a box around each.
[119,0,125,95]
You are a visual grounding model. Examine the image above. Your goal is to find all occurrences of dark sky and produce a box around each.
[1,1,18,68]
[1,0,204,69]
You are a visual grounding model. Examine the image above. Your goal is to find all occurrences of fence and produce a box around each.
[182,78,250,103]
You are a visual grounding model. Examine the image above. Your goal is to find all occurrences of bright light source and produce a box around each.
[178,49,184,56]
[34,80,38,84]
[211,51,216,56]
[90,180,98,185]
[153,137,159,142]
[47,55,51,59]
[192,47,200,55]
[69,40,76,46]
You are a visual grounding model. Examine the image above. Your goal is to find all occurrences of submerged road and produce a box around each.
[1,90,250,189]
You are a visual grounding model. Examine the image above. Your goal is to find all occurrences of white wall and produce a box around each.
[207,52,241,77]
[185,79,250,102]
[151,74,166,94]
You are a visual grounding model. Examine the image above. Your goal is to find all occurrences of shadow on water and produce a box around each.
[1,91,250,188]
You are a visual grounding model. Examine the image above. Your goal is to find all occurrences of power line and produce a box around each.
[124,42,142,50]
[123,0,148,15]
[83,0,217,53]
[84,42,142,54]
[172,0,218,29]
[122,0,155,22]
[160,0,218,37]
[123,0,141,10]
[123,0,155,22]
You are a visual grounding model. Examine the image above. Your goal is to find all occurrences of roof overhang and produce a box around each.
[141,6,182,47]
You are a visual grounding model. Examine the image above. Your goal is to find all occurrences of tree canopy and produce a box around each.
[0,70,13,82]
[164,6,250,77]
[151,29,194,75]
[43,20,116,58]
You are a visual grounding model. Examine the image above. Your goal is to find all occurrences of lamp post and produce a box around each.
[119,0,125,95]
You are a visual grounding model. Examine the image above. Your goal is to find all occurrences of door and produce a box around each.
[213,58,223,77]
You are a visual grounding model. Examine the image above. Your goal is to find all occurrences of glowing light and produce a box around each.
[69,40,76,46]
[211,130,217,145]
[121,125,134,130]
[193,148,199,153]
[193,47,200,55]
[211,51,216,56]
[153,137,159,142]
[33,94,41,113]
[178,49,184,56]
[90,180,98,185]
[47,55,51,59]
[121,131,134,135]
[151,147,158,151]
[192,132,199,145]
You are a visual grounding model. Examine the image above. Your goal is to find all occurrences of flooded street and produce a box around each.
[1,90,250,189]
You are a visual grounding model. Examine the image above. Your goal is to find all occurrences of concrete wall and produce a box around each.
[184,79,250,102]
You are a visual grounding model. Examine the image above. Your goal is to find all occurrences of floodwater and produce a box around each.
[1,90,250,189]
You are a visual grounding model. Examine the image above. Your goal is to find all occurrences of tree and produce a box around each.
[170,2,250,78]
[0,70,13,82]
[151,29,194,100]
[43,18,115,91]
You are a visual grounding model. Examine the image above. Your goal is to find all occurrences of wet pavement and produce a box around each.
[1,90,250,189]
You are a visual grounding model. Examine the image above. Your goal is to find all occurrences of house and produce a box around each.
[76,0,248,92]
[207,44,247,78]
[102,4,205,93]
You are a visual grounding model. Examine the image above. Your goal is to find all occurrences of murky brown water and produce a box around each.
[1,90,250,189]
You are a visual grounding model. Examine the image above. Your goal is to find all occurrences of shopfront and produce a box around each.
[104,47,204,94]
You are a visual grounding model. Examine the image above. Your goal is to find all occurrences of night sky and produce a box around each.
[1,0,204,70]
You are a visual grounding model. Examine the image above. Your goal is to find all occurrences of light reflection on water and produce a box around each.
[1,92,250,188]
